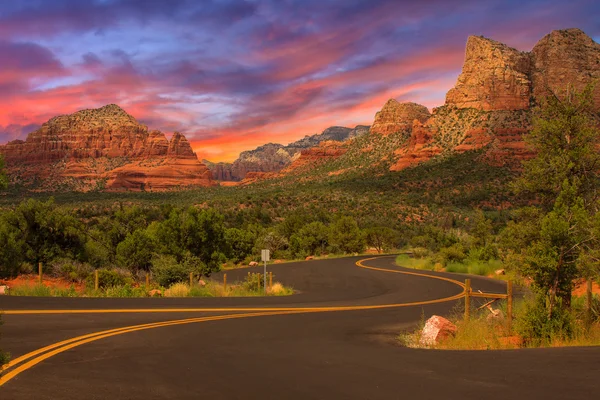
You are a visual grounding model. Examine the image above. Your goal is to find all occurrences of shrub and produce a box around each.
[439,243,467,264]
[516,294,574,346]
[151,254,203,287]
[87,268,132,289]
[411,247,429,258]
[242,272,264,291]
[468,245,498,262]
[50,258,93,283]
[164,283,190,297]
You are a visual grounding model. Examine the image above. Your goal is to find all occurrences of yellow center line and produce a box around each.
[0,256,467,386]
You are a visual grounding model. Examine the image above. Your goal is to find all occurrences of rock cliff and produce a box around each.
[370,100,431,135]
[0,104,213,191]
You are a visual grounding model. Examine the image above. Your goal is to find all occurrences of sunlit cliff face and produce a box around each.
[0,0,598,162]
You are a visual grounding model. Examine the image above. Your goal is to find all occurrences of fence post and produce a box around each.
[38,262,43,284]
[145,273,150,287]
[94,270,99,291]
[587,279,593,327]
[464,279,471,322]
[189,272,194,287]
[223,273,227,291]
[507,280,513,333]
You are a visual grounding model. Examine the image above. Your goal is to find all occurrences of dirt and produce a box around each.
[0,275,86,293]
[572,279,600,297]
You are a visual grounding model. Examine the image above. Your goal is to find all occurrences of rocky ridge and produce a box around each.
[206,125,369,181]
[0,104,213,191]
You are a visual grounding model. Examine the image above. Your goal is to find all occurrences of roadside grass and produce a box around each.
[400,295,600,350]
[0,315,10,371]
[5,279,294,298]
[396,254,502,277]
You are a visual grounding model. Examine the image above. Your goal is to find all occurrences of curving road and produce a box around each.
[0,256,599,399]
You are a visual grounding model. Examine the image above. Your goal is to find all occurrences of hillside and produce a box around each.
[0,105,213,191]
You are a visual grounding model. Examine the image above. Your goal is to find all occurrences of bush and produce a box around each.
[468,245,498,262]
[164,283,190,297]
[87,268,132,289]
[516,294,574,346]
[50,258,93,283]
[151,254,203,287]
[242,272,264,291]
[439,243,467,264]
[411,247,429,258]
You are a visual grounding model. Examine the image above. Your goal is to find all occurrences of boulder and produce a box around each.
[198,279,206,287]
[148,289,162,297]
[0,285,9,295]
[419,315,457,347]
[249,261,259,267]
[495,269,506,276]
[305,256,315,261]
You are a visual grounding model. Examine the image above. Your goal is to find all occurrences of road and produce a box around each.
[0,256,599,399]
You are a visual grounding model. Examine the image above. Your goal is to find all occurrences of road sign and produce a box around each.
[261,249,270,262]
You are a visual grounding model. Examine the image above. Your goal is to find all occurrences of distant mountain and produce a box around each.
[0,104,213,191]
[234,28,600,186]
[205,125,369,181]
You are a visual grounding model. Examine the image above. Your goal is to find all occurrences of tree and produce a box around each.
[290,221,329,257]
[506,84,600,314]
[116,229,156,271]
[4,198,85,266]
[225,228,256,263]
[0,155,7,190]
[154,207,227,275]
[329,216,366,254]
[365,227,397,254]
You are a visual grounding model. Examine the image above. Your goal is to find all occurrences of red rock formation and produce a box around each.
[531,28,600,109]
[0,104,214,191]
[390,28,599,171]
[445,36,532,111]
[281,141,348,173]
[390,122,442,171]
[370,100,430,135]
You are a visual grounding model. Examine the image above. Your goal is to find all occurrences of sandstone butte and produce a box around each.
[0,104,214,191]
[378,28,600,171]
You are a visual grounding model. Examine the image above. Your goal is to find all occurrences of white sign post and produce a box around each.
[261,249,270,294]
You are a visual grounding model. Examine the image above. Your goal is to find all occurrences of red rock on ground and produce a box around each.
[419,315,458,347]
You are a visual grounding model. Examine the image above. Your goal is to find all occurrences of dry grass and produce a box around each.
[164,283,191,297]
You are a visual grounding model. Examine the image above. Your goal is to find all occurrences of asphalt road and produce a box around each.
[1,256,599,400]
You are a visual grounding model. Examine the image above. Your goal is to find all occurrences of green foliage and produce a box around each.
[151,254,204,287]
[87,268,132,289]
[225,228,256,263]
[0,154,8,190]
[328,216,365,254]
[365,227,397,253]
[289,221,329,257]
[0,315,10,370]
[516,294,574,346]
[116,229,156,271]
[439,243,467,264]
[504,85,600,318]
[49,258,93,283]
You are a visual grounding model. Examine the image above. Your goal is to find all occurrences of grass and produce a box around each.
[396,254,503,276]
[400,296,600,350]
[6,280,294,298]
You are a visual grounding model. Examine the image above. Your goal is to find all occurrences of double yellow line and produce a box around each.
[0,256,466,387]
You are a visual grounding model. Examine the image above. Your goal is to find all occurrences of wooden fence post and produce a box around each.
[464,279,471,322]
[38,262,43,284]
[189,272,194,287]
[223,273,227,291]
[94,270,99,291]
[145,273,150,287]
[507,280,513,333]
[587,279,593,327]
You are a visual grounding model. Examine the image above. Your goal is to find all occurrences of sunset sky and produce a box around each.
[1,0,599,162]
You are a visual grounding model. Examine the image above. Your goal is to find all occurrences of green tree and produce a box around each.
[365,227,397,253]
[116,229,156,271]
[155,207,227,275]
[225,228,256,263]
[4,198,84,266]
[329,216,366,254]
[506,84,600,315]
[290,221,329,257]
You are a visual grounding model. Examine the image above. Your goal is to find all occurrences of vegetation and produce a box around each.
[6,272,293,298]
[0,314,9,370]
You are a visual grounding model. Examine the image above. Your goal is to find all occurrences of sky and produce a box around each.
[0,0,599,162]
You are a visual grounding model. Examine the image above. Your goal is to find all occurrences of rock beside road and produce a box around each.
[419,315,457,347]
